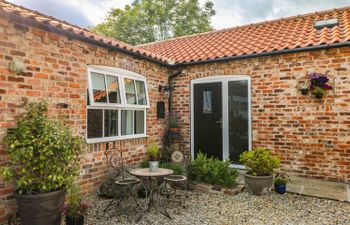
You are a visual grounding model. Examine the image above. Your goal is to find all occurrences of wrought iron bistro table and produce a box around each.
[130,168,173,219]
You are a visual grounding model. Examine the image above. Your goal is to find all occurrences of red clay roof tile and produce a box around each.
[1,1,350,65]
[139,6,350,64]
[0,0,172,64]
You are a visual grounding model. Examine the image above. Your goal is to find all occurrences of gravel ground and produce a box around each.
[85,190,350,225]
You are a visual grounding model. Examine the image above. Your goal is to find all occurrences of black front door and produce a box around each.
[193,82,222,159]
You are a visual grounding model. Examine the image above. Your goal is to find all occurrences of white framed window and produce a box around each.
[86,66,149,143]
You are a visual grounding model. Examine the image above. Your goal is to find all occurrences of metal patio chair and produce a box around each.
[100,147,141,220]
[159,151,189,208]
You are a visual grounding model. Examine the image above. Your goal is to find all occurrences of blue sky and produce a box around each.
[7,0,350,29]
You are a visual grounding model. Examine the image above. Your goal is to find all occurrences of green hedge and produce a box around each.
[188,152,237,187]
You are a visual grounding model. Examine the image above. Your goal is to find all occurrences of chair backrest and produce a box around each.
[105,148,125,180]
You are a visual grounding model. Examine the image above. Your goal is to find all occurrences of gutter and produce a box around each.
[177,41,350,66]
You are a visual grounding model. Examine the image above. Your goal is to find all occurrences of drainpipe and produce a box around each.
[168,67,182,112]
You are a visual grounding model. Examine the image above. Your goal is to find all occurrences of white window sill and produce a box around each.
[86,134,148,144]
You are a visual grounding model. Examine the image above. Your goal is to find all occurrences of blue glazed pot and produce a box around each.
[274,184,286,194]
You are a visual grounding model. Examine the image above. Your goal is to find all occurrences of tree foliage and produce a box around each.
[0,102,85,194]
[91,0,215,45]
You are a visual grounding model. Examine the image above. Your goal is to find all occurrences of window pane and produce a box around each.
[134,111,144,134]
[124,78,136,104]
[121,110,134,135]
[106,75,121,104]
[135,80,147,105]
[228,80,249,164]
[104,110,118,137]
[87,109,103,138]
[203,91,212,114]
[91,72,107,103]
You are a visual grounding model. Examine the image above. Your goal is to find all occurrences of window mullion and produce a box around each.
[134,80,139,105]
[102,109,105,138]
[104,74,110,103]
[118,109,121,137]
[144,109,146,135]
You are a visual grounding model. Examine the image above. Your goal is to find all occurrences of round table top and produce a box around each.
[130,168,173,177]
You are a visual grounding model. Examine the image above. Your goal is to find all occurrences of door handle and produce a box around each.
[215,119,222,124]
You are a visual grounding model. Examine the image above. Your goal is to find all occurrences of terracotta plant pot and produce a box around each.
[244,173,273,195]
[168,127,179,134]
[66,215,84,225]
[15,189,65,225]
[149,161,159,172]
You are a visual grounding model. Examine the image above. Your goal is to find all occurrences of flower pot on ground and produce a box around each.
[239,147,280,195]
[0,102,85,225]
[274,173,290,194]
[147,143,160,172]
[62,184,89,225]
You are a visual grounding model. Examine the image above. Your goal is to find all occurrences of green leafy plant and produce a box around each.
[188,152,237,187]
[0,102,85,194]
[61,184,89,217]
[239,147,280,176]
[160,162,184,175]
[274,173,290,186]
[139,161,184,175]
[168,112,180,128]
[147,143,160,161]
[311,86,326,99]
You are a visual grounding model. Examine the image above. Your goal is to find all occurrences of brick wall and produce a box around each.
[0,17,169,223]
[172,47,350,184]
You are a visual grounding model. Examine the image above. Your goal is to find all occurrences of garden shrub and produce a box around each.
[188,152,237,187]
[139,161,184,175]
[239,147,280,176]
[0,102,85,194]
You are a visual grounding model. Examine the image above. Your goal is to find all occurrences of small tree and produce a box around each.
[0,102,85,194]
[91,0,216,45]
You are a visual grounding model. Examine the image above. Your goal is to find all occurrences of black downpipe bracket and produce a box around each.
[168,68,182,113]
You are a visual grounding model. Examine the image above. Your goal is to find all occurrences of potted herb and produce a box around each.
[0,102,84,225]
[309,72,333,99]
[147,143,160,172]
[239,147,280,195]
[274,173,290,194]
[61,185,89,225]
[168,112,180,134]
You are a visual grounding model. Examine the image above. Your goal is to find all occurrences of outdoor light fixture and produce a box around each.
[158,84,171,92]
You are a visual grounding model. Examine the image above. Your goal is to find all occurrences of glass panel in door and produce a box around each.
[228,80,249,164]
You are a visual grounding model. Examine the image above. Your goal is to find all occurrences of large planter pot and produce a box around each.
[149,161,159,172]
[274,184,287,194]
[15,189,65,225]
[244,173,273,195]
[66,215,84,225]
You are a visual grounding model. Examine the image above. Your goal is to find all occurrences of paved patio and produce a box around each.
[85,190,350,225]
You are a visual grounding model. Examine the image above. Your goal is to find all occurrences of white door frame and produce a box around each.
[190,75,252,167]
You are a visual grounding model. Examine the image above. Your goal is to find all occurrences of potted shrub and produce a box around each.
[0,102,84,225]
[168,112,180,134]
[274,173,290,194]
[147,143,160,172]
[61,185,89,225]
[239,147,280,195]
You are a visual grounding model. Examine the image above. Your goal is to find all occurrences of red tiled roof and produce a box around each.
[0,0,172,64]
[139,7,350,64]
[1,0,350,65]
